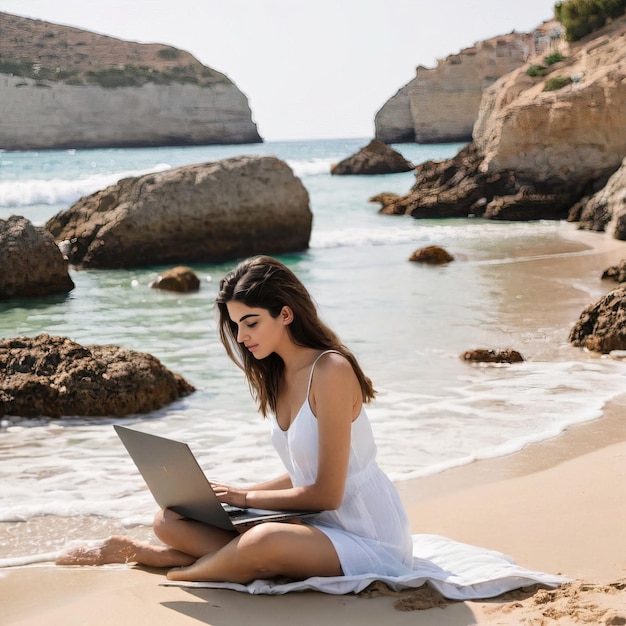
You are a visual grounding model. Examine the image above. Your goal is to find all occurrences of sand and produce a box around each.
[2,226,626,624]
[2,393,625,625]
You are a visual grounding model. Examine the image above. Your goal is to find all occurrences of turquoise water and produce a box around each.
[1,138,625,562]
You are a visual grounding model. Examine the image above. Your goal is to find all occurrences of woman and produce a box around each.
[57,255,413,583]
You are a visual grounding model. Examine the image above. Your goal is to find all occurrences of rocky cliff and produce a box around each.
[475,17,626,184]
[0,12,261,149]
[372,14,626,238]
[375,24,562,144]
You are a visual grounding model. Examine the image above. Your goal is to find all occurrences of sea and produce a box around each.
[1,137,625,565]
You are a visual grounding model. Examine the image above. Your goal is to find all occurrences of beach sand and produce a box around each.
[2,393,625,626]
[2,227,626,625]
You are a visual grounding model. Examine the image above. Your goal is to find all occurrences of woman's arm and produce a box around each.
[242,353,359,511]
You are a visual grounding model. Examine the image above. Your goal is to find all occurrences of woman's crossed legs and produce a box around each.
[56,508,342,584]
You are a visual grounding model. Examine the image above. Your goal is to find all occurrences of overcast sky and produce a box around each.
[0,0,558,141]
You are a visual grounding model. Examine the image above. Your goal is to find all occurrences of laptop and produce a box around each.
[114,425,319,531]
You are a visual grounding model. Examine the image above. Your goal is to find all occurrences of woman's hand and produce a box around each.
[210,482,248,508]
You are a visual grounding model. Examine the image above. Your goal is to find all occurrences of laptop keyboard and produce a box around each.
[223,504,248,517]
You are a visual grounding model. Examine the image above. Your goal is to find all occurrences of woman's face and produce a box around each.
[226,300,291,359]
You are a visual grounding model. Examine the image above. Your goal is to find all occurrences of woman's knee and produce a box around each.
[152,508,185,542]
[236,524,290,572]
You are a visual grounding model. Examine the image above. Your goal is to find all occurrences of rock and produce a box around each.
[602,260,626,283]
[375,30,538,144]
[0,334,195,418]
[461,349,525,364]
[0,215,74,298]
[330,140,414,176]
[369,192,403,215]
[574,156,626,240]
[373,143,575,219]
[379,16,626,226]
[568,286,626,353]
[0,12,261,149]
[151,266,201,292]
[484,192,573,220]
[408,246,454,264]
[45,155,312,269]
[474,17,626,186]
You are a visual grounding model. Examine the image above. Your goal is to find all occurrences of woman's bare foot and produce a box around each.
[166,553,217,581]
[55,535,197,568]
[55,535,140,566]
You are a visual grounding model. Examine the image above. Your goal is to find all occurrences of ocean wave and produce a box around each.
[286,157,337,177]
[0,163,171,207]
[310,221,561,249]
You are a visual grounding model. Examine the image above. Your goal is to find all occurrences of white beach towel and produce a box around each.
[162,533,569,599]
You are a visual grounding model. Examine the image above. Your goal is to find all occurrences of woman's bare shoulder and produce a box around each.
[314,351,357,381]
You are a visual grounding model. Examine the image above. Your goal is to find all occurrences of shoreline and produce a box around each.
[2,223,626,623]
[2,395,625,625]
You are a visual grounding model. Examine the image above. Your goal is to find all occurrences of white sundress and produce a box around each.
[269,350,415,577]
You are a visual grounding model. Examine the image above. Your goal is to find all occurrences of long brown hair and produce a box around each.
[216,255,375,417]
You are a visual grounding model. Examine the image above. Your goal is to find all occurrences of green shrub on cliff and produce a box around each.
[527,64,548,76]
[544,52,564,65]
[555,0,626,41]
[544,75,573,91]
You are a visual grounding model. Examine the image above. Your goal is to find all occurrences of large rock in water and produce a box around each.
[0,12,261,150]
[330,140,413,175]
[46,156,312,269]
[0,215,74,298]
[568,286,626,354]
[0,334,195,419]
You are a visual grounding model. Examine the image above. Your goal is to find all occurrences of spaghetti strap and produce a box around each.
[306,350,340,397]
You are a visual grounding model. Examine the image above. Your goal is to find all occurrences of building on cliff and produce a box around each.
[0,12,262,150]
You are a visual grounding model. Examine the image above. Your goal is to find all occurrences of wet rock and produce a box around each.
[568,286,626,354]
[151,266,201,292]
[0,216,74,299]
[330,140,414,175]
[46,156,312,269]
[409,246,454,264]
[0,334,195,418]
[602,260,626,283]
[461,349,525,364]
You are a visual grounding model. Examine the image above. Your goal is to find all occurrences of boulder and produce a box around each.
[484,192,573,221]
[0,334,195,418]
[0,215,74,299]
[568,286,626,354]
[371,143,575,219]
[571,156,626,240]
[408,246,454,264]
[151,266,201,292]
[330,140,414,176]
[461,349,525,364]
[602,260,626,283]
[46,155,312,269]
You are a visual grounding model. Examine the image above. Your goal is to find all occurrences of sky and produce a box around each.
[0,0,558,141]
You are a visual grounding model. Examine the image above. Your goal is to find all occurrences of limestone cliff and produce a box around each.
[475,16,626,185]
[372,14,626,239]
[0,12,261,149]
[375,25,561,144]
